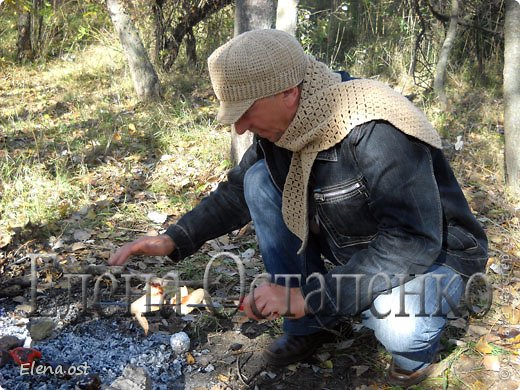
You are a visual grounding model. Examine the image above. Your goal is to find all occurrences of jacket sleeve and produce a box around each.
[301,122,444,316]
[164,143,259,261]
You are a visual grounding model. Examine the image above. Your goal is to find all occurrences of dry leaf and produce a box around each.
[147,211,167,224]
[320,360,333,369]
[336,339,355,350]
[502,306,520,325]
[71,242,87,251]
[482,355,501,371]
[449,318,467,329]
[352,365,369,376]
[471,380,487,389]
[73,229,91,241]
[475,336,494,354]
[186,352,196,365]
[507,333,520,344]
[217,374,230,382]
[0,229,12,248]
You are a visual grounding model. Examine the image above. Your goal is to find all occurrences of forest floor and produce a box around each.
[1,43,520,390]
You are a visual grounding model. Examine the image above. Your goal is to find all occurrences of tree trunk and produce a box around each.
[106,0,161,102]
[162,0,232,70]
[152,0,165,66]
[231,0,276,165]
[16,12,33,62]
[235,0,276,35]
[276,0,299,36]
[185,27,197,65]
[32,0,44,55]
[433,0,459,110]
[504,0,520,195]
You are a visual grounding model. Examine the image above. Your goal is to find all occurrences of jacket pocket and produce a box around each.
[313,177,377,248]
[446,225,479,252]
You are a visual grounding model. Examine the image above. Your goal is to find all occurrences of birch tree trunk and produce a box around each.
[433,0,459,110]
[504,0,520,195]
[106,0,161,102]
[276,0,299,36]
[231,0,276,165]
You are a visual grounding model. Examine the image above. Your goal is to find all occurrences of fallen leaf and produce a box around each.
[217,374,229,382]
[468,325,489,337]
[489,235,503,244]
[147,211,167,224]
[502,307,520,325]
[186,352,196,365]
[286,364,298,372]
[320,360,333,369]
[475,336,494,354]
[352,365,369,376]
[241,248,255,259]
[454,135,464,151]
[73,229,91,241]
[489,262,508,275]
[482,355,501,371]
[471,380,487,389]
[71,242,87,251]
[449,318,467,329]
[336,339,355,350]
[0,229,12,248]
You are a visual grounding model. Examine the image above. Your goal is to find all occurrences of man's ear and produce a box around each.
[282,86,300,110]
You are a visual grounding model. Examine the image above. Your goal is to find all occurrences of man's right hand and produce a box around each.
[108,234,176,266]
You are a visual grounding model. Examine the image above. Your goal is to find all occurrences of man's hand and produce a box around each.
[108,234,176,266]
[242,283,306,321]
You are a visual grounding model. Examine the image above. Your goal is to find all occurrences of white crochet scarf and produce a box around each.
[275,56,442,253]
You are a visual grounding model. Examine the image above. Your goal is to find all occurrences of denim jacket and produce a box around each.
[165,120,487,315]
[165,113,487,317]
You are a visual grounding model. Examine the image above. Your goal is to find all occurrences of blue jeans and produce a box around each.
[244,160,464,371]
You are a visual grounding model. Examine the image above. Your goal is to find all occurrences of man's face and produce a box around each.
[233,90,296,143]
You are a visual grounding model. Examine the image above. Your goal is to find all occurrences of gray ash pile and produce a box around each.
[0,310,185,390]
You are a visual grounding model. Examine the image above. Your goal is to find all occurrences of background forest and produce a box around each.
[1,1,520,389]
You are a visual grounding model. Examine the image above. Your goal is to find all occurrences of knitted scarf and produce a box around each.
[275,56,442,253]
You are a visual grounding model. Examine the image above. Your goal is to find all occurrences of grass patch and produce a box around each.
[0,34,229,246]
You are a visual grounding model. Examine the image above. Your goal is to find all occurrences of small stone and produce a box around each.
[315,352,331,362]
[0,335,24,351]
[170,332,190,355]
[28,317,56,341]
[75,373,101,389]
[197,354,212,366]
[229,343,242,351]
[204,364,215,373]
[12,296,26,303]
[15,304,33,313]
[108,365,152,390]
[222,356,236,365]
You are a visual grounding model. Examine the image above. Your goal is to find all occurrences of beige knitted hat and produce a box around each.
[207,29,307,124]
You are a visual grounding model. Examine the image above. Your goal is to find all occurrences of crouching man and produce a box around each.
[109,29,487,387]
